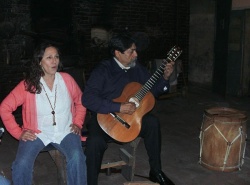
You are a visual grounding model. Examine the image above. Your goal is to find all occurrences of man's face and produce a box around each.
[115,43,137,67]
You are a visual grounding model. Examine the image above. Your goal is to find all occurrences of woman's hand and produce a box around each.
[20,130,37,142]
[70,124,81,135]
[163,61,175,80]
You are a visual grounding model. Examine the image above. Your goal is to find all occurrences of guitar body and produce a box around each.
[97,82,155,142]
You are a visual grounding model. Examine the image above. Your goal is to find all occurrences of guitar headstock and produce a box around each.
[167,46,182,62]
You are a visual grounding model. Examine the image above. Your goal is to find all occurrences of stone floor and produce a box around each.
[0,85,250,185]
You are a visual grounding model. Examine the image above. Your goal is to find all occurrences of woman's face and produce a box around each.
[40,46,59,77]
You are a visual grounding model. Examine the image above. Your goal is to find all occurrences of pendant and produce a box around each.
[52,111,56,126]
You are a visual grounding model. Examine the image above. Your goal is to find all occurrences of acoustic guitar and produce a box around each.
[97,46,182,142]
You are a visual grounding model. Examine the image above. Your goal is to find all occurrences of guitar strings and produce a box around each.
[135,47,182,100]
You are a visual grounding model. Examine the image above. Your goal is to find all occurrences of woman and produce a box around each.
[0,42,87,185]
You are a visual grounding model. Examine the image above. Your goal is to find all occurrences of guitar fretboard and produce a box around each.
[134,59,168,101]
[134,46,182,101]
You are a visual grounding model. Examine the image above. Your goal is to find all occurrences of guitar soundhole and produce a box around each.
[129,97,139,108]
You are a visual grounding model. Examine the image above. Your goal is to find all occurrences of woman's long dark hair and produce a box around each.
[24,42,62,94]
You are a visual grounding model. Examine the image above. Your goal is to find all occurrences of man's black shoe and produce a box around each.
[149,170,175,185]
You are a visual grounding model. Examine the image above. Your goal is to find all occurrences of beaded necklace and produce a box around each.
[41,84,57,126]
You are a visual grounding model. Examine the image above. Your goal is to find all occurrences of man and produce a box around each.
[82,33,175,185]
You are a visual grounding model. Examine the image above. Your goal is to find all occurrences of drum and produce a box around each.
[199,107,247,172]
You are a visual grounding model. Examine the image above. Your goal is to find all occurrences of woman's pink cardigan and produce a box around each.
[0,72,86,140]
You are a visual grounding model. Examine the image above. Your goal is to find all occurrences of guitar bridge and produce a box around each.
[110,113,130,129]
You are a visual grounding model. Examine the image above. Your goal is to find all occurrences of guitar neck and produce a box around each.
[134,46,182,102]
[134,58,169,101]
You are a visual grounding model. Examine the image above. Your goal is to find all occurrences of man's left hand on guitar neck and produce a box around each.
[163,61,175,80]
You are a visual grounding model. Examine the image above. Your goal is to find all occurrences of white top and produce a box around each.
[36,73,72,145]
[114,57,131,70]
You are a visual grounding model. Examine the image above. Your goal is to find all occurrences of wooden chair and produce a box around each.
[41,137,141,185]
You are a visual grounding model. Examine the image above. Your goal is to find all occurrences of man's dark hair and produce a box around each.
[108,33,135,56]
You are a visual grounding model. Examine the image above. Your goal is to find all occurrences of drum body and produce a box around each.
[199,107,247,172]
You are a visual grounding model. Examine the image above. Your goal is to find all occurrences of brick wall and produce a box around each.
[0,0,30,100]
[0,0,189,101]
[72,0,189,84]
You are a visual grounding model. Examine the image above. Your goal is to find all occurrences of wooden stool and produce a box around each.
[42,137,141,184]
